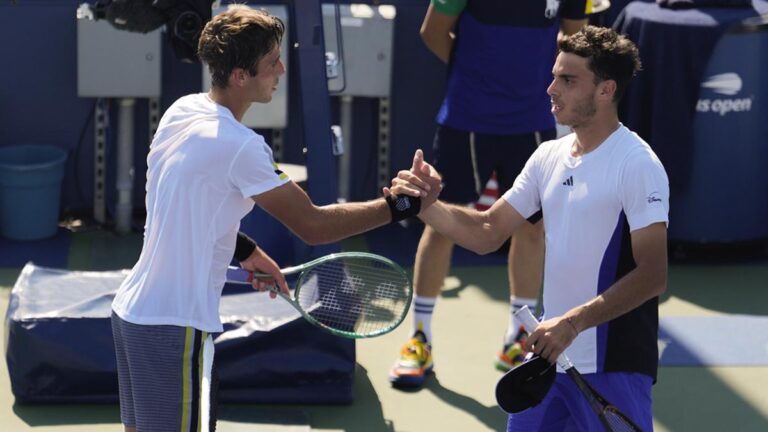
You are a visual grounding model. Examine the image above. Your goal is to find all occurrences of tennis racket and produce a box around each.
[514,306,643,432]
[226,252,412,339]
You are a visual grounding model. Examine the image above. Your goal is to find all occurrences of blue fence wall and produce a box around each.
[0,0,444,216]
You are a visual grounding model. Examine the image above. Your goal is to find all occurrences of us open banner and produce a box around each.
[674,21,768,243]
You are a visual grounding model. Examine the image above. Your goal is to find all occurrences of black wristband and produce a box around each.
[234,232,257,262]
[386,195,421,223]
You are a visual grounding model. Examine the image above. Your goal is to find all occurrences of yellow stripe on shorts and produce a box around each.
[181,327,194,432]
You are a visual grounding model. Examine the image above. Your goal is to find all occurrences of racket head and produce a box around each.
[291,252,413,338]
[495,354,556,413]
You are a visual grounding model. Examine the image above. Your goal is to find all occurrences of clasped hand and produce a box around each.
[383,149,442,209]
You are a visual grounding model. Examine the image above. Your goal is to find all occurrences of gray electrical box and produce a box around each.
[77,19,161,97]
[323,4,396,97]
[202,4,289,129]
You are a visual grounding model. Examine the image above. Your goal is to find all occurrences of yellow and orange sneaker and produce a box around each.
[495,326,529,372]
[388,330,433,387]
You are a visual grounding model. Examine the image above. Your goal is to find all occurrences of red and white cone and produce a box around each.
[472,172,499,211]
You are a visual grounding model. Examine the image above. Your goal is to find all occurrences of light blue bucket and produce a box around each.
[0,145,68,240]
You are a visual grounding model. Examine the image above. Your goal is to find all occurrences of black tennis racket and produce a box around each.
[226,252,412,339]
[513,306,643,432]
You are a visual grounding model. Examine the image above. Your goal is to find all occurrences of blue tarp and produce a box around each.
[5,263,354,404]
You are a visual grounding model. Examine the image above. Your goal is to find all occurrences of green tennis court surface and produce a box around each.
[1,231,767,431]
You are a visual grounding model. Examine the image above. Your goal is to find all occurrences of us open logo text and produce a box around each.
[696,73,753,116]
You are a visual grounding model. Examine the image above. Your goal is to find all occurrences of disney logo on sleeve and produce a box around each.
[647,192,663,204]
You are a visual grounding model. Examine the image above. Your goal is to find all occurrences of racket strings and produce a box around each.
[295,258,410,336]
[603,408,642,432]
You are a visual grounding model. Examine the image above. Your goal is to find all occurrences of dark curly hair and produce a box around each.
[558,26,642,102]
[198,5,284,89]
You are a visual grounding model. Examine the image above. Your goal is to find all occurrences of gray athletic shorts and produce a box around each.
[111,312,218,431]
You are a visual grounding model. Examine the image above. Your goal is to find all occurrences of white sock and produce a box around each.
[411,295,437,343]
[505,296,538,345]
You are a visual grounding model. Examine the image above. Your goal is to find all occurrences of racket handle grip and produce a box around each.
[226,266,253,284]
[225,267,275,288]
[514,306,574,370]
[244,271,282,293]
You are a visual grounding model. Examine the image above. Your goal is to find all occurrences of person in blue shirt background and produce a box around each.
[389,0,590,388]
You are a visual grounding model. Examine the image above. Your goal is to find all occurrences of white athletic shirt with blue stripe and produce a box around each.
[112,93,289,333]
[503,125,669,379]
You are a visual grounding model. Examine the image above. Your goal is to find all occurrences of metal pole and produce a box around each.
[338,95,353,201]
[377,97,391,194]
[115,97,135,234]
[293,0,339,256]
[93,98,108,224]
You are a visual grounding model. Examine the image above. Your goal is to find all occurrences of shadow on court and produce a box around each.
[275,365,396,432]
[422,376,508,431]
[654,367,768,431]
[11,403,120,427]
[440,265,510,303]
[656,248,768,431]
[329,364,507,432]
[0,269,19,288]
[217,405,311,430]
[662,261,768,316]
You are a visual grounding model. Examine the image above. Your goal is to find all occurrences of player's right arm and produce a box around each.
[253,182,391,245]
[418,198,527,255]
[390,142,539,254]
[253,150,441,246]
[419,0,464,63]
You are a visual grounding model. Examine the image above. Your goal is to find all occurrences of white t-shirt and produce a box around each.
[503,125,669,377]
[112,93,290,332]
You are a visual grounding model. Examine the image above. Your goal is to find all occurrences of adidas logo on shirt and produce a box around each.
[562,176,574,186]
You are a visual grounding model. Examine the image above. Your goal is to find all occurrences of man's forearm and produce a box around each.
[419,201,509,255]
[296,199,393,245]
[565,264,667,333]
[566,223,668,332]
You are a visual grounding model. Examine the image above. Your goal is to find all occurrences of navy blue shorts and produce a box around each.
[432,125,556,204]
[506,371,653,431]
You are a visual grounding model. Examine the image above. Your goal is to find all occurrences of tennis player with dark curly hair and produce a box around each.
[390,26,668,431]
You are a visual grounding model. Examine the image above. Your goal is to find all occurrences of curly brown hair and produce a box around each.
[198,5,285,89]
[558,26,642,103]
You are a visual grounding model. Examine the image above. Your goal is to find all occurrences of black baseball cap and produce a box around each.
[495,354,556,414]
